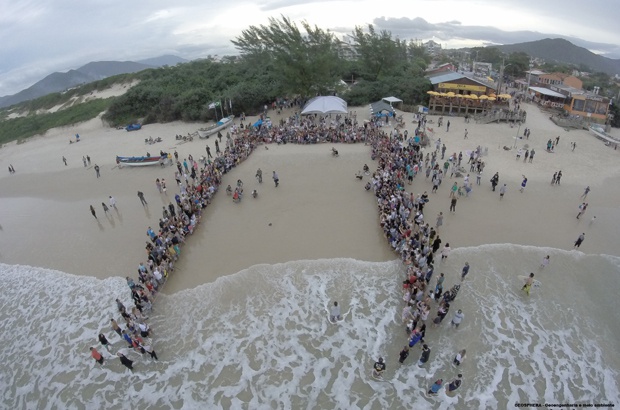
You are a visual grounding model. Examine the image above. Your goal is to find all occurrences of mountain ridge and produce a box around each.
[0,55,188,108]
[493,38,620,75]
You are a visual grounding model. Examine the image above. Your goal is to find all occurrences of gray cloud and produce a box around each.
[258,0,342,12]
[1,1,619,97]
[371,17,620,58]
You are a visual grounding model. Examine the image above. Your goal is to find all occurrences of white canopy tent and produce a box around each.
[382,96,403,104]
[301,96,348,115]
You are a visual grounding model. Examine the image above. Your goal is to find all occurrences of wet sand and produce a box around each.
[1,102,619,293]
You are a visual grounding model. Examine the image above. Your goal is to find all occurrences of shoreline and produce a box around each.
[1,103,620,291]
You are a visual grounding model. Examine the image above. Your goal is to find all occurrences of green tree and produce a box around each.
[504,52,530,77]
[350,25,409,81]
[231,16,342,98]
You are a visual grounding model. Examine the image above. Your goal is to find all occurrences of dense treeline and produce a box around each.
[1,17,436,138]
[103,17,434,125]
[103,58,284,125]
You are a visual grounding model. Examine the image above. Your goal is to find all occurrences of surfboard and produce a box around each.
[518,275,542,288]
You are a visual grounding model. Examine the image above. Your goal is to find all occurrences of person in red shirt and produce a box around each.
[90,347,104,365]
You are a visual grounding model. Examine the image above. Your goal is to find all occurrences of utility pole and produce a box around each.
[527,60,534,94]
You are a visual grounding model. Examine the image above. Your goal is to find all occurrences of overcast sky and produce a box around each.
[1,0,619,96]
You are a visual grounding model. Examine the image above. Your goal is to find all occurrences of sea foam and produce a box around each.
[0,246,619,409]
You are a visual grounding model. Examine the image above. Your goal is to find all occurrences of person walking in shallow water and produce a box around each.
[90,347,104,365]
[117,352,134,371]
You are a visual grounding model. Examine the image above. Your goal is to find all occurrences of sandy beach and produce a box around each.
[1,100,619,289]
[2,98,620,408]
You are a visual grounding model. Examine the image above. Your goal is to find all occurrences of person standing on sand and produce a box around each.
[117,352,134,371]
[109,196,117,210]
[62,156,67,166]
[273,171,279,187]
[446,120,450,132]
[541,255,550,268]
[574,233,585,248]
[215,139,220,154]
[581,186,590,200]
[90,347,104,365]
[436,212,443,230]
[137,191,148,206]
[94,164,100,178]
[87,155,91,165]
[449,196,457,213]
[577,203,588,219]
[206,145,212,159]
[529,149,535,163]
[432,236,442,254]
[83,156,87,167]
[101,202,110,215]
[256,168,263,183]
[90,205,97,219]
[491,172,499,191]
[519,175,527,193]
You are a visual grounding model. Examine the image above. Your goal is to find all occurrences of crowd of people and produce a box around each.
[91,108,388,370]
[364,119,468,396]
[90,108,469,397]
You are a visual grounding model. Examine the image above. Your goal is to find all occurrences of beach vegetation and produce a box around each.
[0,98,112,144]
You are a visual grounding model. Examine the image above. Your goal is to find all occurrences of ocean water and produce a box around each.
[1,245,619,409]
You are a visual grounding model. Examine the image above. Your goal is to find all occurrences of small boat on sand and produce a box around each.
[116,155,161,167]
[198,116,234,139]
[126,124,142,131]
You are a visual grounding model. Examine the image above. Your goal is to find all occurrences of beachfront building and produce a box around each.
[522,69,610,123]
[426,71,499,116]
[552,85,611,122]
[527,87,567,109]
[425,63,457,77]
[537,72,583,89]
